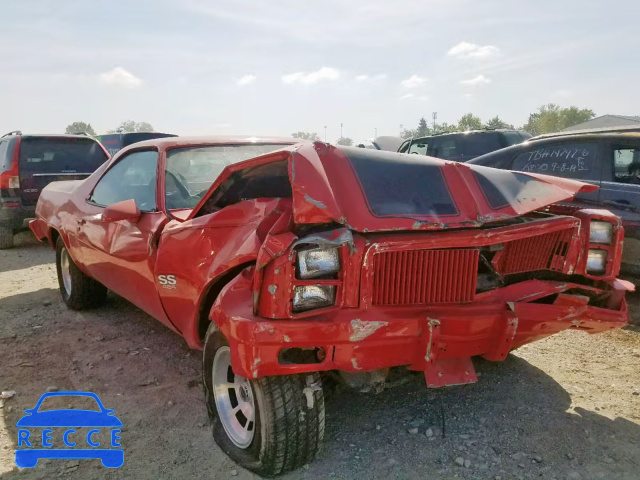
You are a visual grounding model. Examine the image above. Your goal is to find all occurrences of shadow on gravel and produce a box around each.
[0,232,52,273]
[0,288,59,309]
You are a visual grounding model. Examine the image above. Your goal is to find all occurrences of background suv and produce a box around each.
[398,129,531,161]
[0,131,109,248]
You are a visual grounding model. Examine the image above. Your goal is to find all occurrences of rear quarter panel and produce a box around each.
[155,198,289,348]
[33,161,109,250]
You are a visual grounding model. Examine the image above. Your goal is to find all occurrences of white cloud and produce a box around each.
[447,41,499,59]
[400,74,426,89]
[356,73,387,82]
[460,74,491,86]
[99,67,142,88]
[399,93,414,100]
[282,67,340,85]
[237,74,256,86]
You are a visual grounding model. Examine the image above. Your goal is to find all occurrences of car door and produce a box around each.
[71,148,171,324]
[598,140,640,274]
[509,139,604,207]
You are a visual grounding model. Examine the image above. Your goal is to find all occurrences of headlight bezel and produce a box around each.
[290,243,345,315]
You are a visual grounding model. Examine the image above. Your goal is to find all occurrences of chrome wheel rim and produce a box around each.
[212,346,255,448]
[60,248,72,296]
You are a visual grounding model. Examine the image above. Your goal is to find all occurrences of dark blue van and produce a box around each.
[468,132,640,279]
[96,132,176,156]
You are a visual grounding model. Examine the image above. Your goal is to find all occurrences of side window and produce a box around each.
[511,142,599,181]
[90,150,158,211]
[0,140,10,171]
[408,142,427,155]
[429,138,456,159]
[613,146,640,184]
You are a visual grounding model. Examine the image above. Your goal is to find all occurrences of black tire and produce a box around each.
[0,227,13,249]
[55,236,107,310]
[203,324,325,477]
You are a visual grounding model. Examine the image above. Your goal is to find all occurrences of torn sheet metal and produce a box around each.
[349,319,388,342]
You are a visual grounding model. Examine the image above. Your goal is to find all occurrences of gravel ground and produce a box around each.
[1,231,639,480]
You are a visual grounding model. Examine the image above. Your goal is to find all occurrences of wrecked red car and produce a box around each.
[30,136,631,476]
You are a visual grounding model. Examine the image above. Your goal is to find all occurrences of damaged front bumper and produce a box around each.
[211,273,631,388]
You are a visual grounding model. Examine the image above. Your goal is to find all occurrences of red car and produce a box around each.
[30,136,631,476]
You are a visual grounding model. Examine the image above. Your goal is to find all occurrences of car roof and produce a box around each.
[505,131,640,147]
[1,133,99,140]
[467,131,640,164]
[123,135,300,151]
[403,129,523,143]
[532,125,640,140]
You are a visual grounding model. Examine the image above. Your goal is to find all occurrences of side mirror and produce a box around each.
[101,199,141,223]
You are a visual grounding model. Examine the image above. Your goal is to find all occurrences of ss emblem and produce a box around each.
[158,275,177,289]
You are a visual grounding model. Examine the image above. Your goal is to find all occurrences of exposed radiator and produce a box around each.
[372,248,479,306]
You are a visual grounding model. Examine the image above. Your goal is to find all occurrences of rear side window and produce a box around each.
[429,133,502,160]
[0,140,12,172]
[19,138,108,175]
[511,142,599,181]
[613,146,640,184]
[502,131,526,146]
[461,133,503,157]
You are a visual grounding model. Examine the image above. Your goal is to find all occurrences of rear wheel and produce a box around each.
[203,325,325,476]
[0,227,13,249]
[56,236,107,310]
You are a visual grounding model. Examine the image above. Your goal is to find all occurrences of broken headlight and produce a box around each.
[292,285,336,312]
[296,246,340,279]
[589,221,613,245]
[586,249,607,274]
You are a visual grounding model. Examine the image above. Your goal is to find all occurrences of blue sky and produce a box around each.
[1,0,639,142]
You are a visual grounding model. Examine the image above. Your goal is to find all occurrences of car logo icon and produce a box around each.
[15,391,123,468]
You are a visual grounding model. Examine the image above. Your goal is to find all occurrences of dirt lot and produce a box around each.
[1,231,639,480]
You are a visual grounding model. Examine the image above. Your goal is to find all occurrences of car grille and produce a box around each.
[492,228,573,275]
[369,227,574,307]
[372,248,479,306]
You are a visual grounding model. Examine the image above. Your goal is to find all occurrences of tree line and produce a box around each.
[64,103,595,142]
[402,104,595,139]
[64,120,155,136]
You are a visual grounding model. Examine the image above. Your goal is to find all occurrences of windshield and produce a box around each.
[19,137,108,175]
[37,395,101,412]
[165,144,287,209]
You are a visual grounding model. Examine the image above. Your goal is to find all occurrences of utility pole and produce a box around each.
[432,112,437,132]
[340,123,343,139]
[374,128,377,138]
[400,124,404,136]
[324,126,327,142]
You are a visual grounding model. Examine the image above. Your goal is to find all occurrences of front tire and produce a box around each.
[203,325,325,477]
[56,236,107,310]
